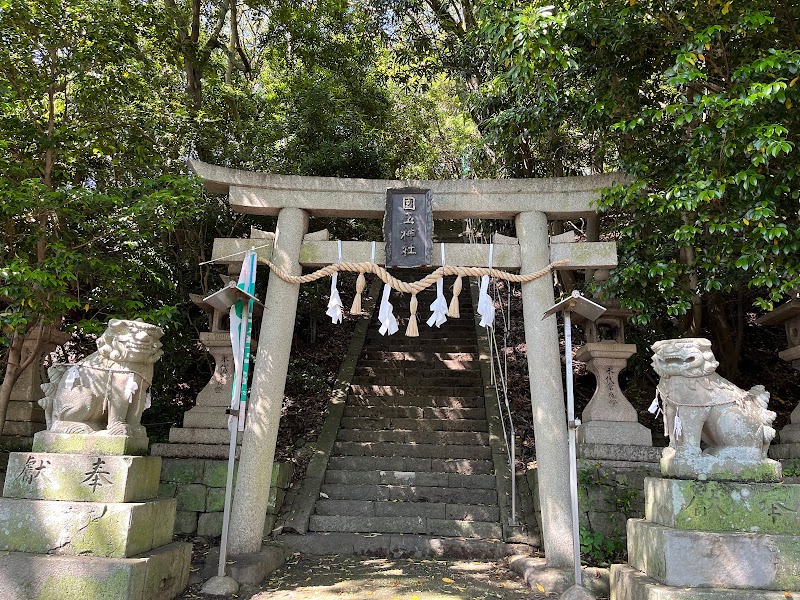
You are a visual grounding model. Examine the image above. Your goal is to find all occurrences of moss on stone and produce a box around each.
[36,569,133,599]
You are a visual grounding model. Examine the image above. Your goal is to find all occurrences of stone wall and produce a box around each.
[525,458,661,563]
[158,458,293,537]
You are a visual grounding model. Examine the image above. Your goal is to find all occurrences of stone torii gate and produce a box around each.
[189,160,622,569]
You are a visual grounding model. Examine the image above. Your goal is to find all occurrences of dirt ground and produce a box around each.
[181,553,546,600]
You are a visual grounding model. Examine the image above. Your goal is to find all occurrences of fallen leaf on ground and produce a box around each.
[442,577,455,584]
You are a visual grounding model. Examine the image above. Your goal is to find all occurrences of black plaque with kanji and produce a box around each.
[383,187,433,268]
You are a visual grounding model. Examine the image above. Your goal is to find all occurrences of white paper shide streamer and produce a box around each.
[427,243,448,328]
[477,244,496,328]
[378,283,399,336]
[326,273,343,324]
[124,372,138,403]
[326,241,344,324]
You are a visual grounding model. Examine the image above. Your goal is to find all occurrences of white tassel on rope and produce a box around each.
[448,275,462,318]
[326,240,344,324]
[477,243,496,328]
[673,412,683,438]
[378,282,399,336]
[428,243,448,328]
[406,293,419,337]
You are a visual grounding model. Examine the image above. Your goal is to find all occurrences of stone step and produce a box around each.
[610,564,789,600]
[327,456,494,475]
[277,532,529,559]
[324,469,496,489]
[337,429,489,445]
[349,385,483,396]
[346,395,485,408]
[343,405,486,420]
[357,359,478,371]
[308,515,502,539]
[340,417,488,432]
[319,483,497,505]
[181,411,230,429]
[168,427,241,445]
[315,499,500,520]
[353,369,483,381]
[359,351,476,362]
[364,338,477,347]
[333,441,492,460]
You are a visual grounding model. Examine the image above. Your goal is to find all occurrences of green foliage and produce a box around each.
[580,527,626,567]
[463,0,800,365]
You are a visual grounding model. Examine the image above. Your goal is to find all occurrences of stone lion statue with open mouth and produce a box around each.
[39,319,164,437]
[650,337,780,481]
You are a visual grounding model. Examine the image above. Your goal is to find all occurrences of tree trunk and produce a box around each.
[0,330,46,437]
[706,291,740,378]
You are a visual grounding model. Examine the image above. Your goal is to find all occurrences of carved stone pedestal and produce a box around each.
[0,432,190,600]
[576,342,652,449]
[610,477,800,599]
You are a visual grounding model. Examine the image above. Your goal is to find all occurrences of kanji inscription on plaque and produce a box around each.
[384,187,433,268]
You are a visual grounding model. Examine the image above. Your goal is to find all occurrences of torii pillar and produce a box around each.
[189,160,623,567]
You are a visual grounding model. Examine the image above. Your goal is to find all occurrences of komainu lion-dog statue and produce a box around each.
[651,338,781,481]
[39,319,164,437]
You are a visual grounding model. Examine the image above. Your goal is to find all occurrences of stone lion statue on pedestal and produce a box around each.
[651,338,780,481]
[39,319,164,437]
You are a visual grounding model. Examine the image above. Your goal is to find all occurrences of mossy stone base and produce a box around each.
[0,497,176,558]
[645,477,800,534]
[3,452,161,503]
[0,541,191,600]
[33,432,149,456]
[660,447,782,482]
[627,519,800,590]
[611,564,794,600]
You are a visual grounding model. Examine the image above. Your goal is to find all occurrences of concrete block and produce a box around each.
[646,477,800,534]
[168,428,238,445]
[578,445,663,463]
[173,511,198,535]
[627,519,800,590]
[578,421,652,447]
[2,421,44,436]
[0,497,176,558]
[175,483,206,512]
[270,462,293,489]
[3,452,161,503]
[206,487,227,512]
[197,512,224,537]
[203,460,235,488]
[0,541,191,600]
[32,432,149,456]
[508,555,610,597]
[5,400,46,422]
[150,443,235,460]
[610,564,794,600]
[427,519,502,539]
[160,458,205,484]
[204,544,286,584]
[770,443,800,460]
[158,482,177,498]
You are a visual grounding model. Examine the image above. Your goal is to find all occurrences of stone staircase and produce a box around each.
[305,277,507,542]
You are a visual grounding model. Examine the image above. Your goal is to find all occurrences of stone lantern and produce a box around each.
[757,290,800,461]
[572,301,654,451]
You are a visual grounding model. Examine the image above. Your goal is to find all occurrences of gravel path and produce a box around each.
[181,552,543,599]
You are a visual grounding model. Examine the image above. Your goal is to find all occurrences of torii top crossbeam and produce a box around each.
[189,159,625,220]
